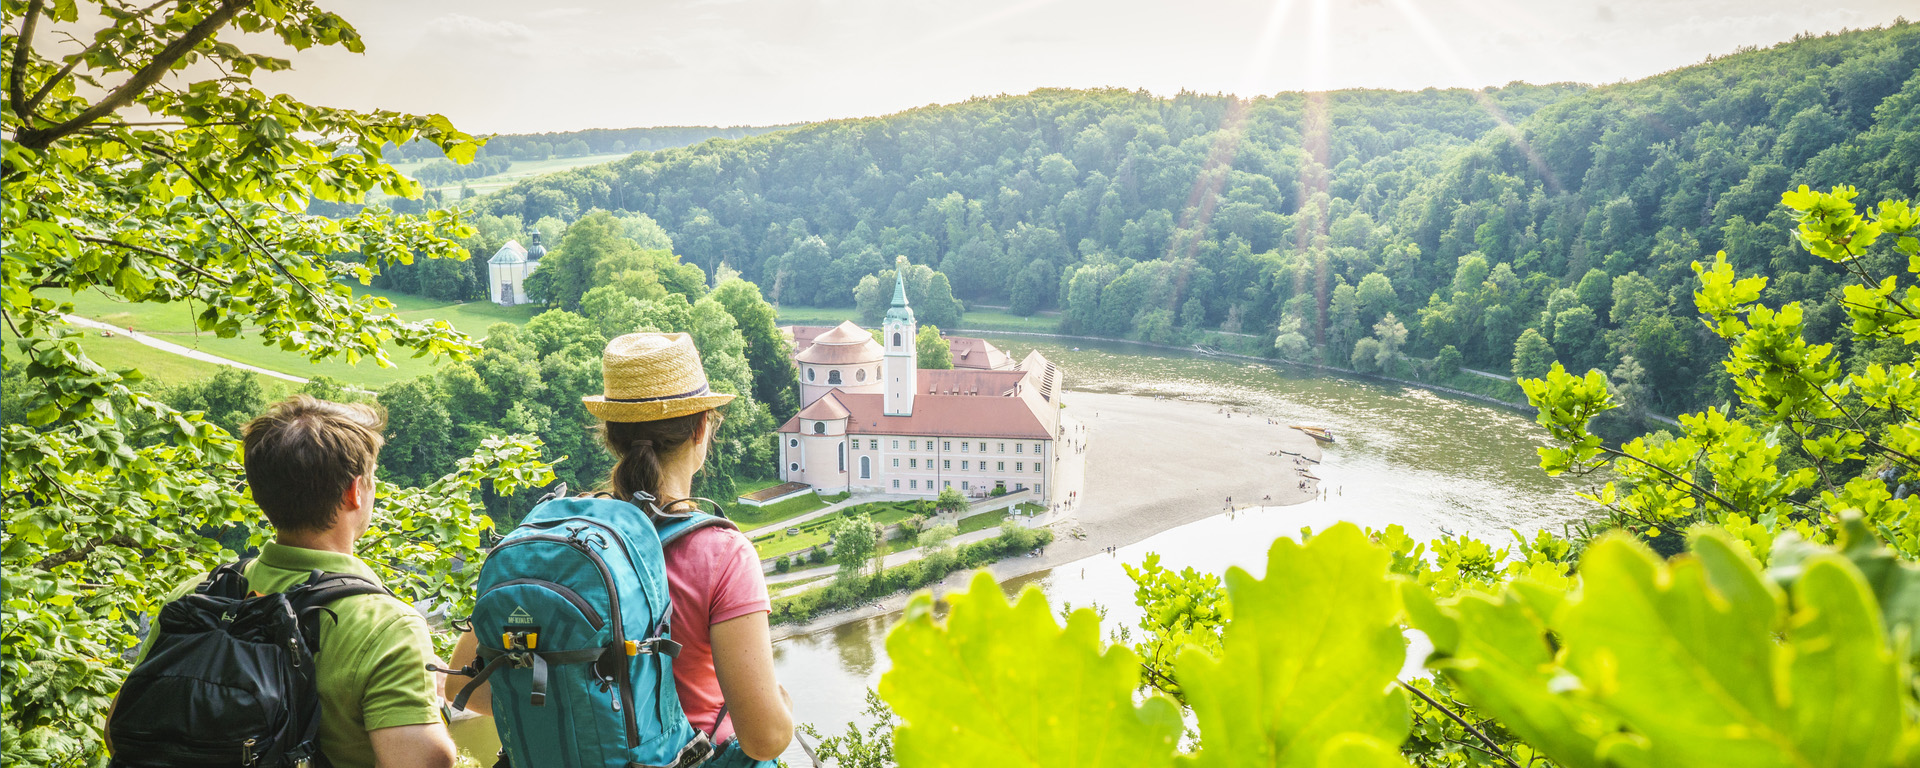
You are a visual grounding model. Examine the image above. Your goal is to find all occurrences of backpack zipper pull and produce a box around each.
[242,737,257,765]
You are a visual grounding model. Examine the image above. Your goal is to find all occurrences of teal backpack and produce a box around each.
[447,492,778,768]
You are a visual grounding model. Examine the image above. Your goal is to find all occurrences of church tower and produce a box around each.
[883,259,917,416]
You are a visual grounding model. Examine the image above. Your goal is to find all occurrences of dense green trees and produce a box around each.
[915,325,953,370]
[470,23,1917,415]
[2,2,552,762]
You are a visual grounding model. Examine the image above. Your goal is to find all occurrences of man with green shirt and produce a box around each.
[113,396,457,768]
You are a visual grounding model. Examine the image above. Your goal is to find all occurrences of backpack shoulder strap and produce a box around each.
[198,557,254,599]
[288,571,392,608]
[283,571,395,654]
[654,512,737,547]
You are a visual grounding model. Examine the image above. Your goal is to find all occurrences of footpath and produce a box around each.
[62,314,312,384]
[760,490,1045,584]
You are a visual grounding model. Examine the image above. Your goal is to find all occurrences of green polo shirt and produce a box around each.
[136,543,442,768]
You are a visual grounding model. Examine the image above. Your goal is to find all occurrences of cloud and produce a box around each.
[1596,5,1616,22]
[426,14,536,45]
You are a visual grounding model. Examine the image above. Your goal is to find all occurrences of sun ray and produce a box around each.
[1379,0,1566,193]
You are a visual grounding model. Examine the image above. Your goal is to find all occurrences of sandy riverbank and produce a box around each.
[771,390,1322,641]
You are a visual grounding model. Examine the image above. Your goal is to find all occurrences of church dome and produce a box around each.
[488,240,528,265]
[795,320,883,365]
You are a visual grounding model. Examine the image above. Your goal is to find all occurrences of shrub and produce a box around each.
[774,557,791,574]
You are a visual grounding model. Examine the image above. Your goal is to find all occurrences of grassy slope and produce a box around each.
[774,306,1061,334]
[58,286,538,390]
[391,153,631,196]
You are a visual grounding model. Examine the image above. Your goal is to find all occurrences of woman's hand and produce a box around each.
[443,630,491,717]
[709,611,793,759]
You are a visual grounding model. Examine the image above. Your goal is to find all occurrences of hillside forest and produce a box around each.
[10,3,1920,766]
[384,23,1920,421]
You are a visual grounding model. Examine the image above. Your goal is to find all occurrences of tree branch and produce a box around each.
[37,534,141,571]
[1600,444,1741,514]
[13,0,248,150]
[157,151,327,307]
[1400,680,1523,768]
[75,234,233,286]
[8,0,43,124]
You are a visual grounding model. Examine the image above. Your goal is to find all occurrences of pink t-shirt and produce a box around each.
[663,525,771,746]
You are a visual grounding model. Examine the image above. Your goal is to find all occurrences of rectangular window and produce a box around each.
[892,440,899,449]
[1034,462,1042,473]
[910,479,918,489]
[943,441,951,451]
[927,441,933,451]
[943,480,951,488]
[1033,443,1042,454]
[1016,444,1023,453]
[870,440,879,449]
[910,440,917,449]
[943,460,952,469]
[962,481,969,490]
[978,442,986,452]
[962,461,970,470]
[997,461,1005,471]
[910,459,918,468]
[998,443,1005,453]
[961,442,969,453]
[892,458,899,467]
[1016,462,1024,472]
[892,479,900,489]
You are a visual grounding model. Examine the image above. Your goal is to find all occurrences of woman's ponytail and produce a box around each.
[603,411,710,515]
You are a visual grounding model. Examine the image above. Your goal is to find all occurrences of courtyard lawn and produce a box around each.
[747,498,928,561]
[728,491,835,533]
[957,509,1011,534]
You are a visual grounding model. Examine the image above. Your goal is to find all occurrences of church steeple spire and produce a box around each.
[883,256,916,416]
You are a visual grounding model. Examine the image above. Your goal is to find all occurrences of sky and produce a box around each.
[241,0,1913,135]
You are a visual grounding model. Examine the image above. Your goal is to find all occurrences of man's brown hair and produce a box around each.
[241,395,386,532]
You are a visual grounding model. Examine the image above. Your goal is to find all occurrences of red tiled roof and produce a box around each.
[782,325,832,353]
[778,392,1052,439]
[918,369,1025,396]
[947,336,1012,370]
[797,393,851,420]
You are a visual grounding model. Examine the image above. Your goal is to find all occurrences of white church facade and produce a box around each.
[777,267,1064,503]
[487,231,546,306]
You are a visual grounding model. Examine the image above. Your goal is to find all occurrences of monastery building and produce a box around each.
[777,273,1063,502]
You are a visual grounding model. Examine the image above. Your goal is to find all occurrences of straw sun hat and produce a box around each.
[582,333,736,422]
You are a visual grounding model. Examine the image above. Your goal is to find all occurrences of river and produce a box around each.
[770,335,1596,757]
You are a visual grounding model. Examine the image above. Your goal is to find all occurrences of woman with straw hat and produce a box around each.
[446,333,794,763]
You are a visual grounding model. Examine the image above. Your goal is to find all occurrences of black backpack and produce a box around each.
[108,560,390,768]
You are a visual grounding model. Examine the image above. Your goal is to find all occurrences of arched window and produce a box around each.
[828,370,842,384]
[856,369,867,382]
[812,422,826,435]
[860,456,871,479]
[838,443,846,473]
[893,332,902,347]
[806,367,816,382]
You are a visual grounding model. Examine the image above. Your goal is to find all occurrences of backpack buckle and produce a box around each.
[503,631,538,667]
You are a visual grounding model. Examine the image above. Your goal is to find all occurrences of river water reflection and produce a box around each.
[771,336,1597,752]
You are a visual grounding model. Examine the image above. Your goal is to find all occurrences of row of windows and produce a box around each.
[881,439,1041,454]
[891,457,1041,473]
[805,365,882,384]
[890,479,1037,491]
[789,437,1046,458]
